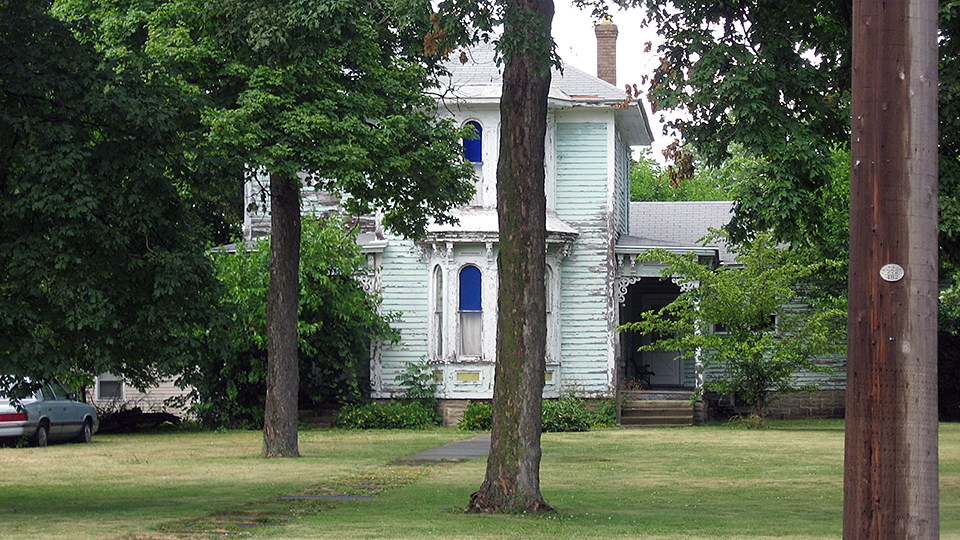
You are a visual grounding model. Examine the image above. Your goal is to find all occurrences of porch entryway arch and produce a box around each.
[617,277,694,391]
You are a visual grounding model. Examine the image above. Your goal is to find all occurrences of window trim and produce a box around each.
[458,264,483,358]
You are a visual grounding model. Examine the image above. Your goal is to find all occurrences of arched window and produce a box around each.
[545,265,553,313]
[432,266,444,359]
[463,121,482,163]
[545,265,558,362]
[462,121,483,206]
[459,265,482,356]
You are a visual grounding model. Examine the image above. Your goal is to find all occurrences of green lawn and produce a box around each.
[1,420,957,540]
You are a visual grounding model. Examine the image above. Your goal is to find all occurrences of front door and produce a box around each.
[640,294,684,387]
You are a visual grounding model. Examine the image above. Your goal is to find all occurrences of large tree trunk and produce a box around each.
[844,0,938,536]
[264,172,301,458]
[466,0,554,514]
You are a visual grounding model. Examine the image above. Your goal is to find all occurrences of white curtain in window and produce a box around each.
[433,266,443,359]
[460,311,482,356]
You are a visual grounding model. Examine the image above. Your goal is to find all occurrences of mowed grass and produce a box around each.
[0,429,470,540]
[1,420,958,540]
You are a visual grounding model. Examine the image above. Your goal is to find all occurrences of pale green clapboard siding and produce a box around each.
[614,132,629,236]
[683,357,698,387]
[697,298,848,392]
[778,300,847,389]
[377,238,429,392]
[556,122,613,392]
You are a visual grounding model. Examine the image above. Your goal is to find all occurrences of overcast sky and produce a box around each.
[551,3,673,160]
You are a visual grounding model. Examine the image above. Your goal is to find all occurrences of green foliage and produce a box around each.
[630,147,739,202]
[57,0,476,239]
[336,401,440,430]
[940,1,960,336]
[1,1,224,387]
[640,0,850,248]
[395,360,442,425]
[588,399,617,428]
[52,0,244,246]
[939,0,960,266]
[458,398,605,431]
[541,397,592,433]
[638,0,960,274]
[396,360,439,402]
[619,230,846,421]
[183,216,398,429]
[458,401,493,431]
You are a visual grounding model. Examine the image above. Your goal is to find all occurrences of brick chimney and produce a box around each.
[595,18,618,86]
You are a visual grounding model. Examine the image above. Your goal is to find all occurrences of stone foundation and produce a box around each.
[766,389,846,419]
[438,399,475,428]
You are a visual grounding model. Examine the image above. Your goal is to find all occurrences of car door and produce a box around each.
[42,383,80,440]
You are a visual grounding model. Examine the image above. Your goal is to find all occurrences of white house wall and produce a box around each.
[436,106,500,209]
[373,239,430,397]
[555,119,617,396]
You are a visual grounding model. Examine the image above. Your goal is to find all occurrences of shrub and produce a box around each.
[542,397,592,432]
[458,401,493,430]
[458,398,596,432]
[396,360,442,425]
[589,398,617,428]
[336,401,439,430]
[189,217,400,430]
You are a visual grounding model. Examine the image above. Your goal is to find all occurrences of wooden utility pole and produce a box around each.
[845,0,939,537]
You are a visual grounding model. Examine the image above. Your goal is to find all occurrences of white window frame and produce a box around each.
[458,264,483,358]
[96,373,125,401]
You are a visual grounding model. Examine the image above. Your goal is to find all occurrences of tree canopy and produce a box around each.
[639,0,960,265]
[186,217,398,429]
[639,0,851,247]
[1,0,223,391]
[56,0,476,240]
[53,0,477,456]
[629,145,743,202]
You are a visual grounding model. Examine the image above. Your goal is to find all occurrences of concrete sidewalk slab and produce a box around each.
[394,433,490,464]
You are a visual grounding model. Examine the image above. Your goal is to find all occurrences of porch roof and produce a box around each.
[619,201,737,265]
[425,207,579,244]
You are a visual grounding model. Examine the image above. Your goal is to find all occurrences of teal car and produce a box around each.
[0,380,99,447]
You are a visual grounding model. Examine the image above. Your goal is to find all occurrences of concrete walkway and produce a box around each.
[394,433,490,464]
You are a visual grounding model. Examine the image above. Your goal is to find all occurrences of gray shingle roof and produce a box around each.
[439,43,626,102]
[622,201,737,264]
[437,42,653,146]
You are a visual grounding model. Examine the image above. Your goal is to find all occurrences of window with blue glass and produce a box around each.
[462,121,483,206]
[463,121,482,163]
[459,265,482,356]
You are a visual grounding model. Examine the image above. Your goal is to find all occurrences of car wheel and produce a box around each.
[75,420,92,443]
[31,423,49,447]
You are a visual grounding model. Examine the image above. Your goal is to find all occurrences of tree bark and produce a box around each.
[264,172,301,458]
[466,0,554,514]
[844,0,938,536]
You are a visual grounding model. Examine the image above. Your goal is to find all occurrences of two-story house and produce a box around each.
[366,39,652,408]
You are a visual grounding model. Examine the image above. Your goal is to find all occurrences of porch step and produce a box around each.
[620,399,694,428]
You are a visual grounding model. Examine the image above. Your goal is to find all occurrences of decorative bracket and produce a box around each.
[671,277,699,293]
[616,276,643,305]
